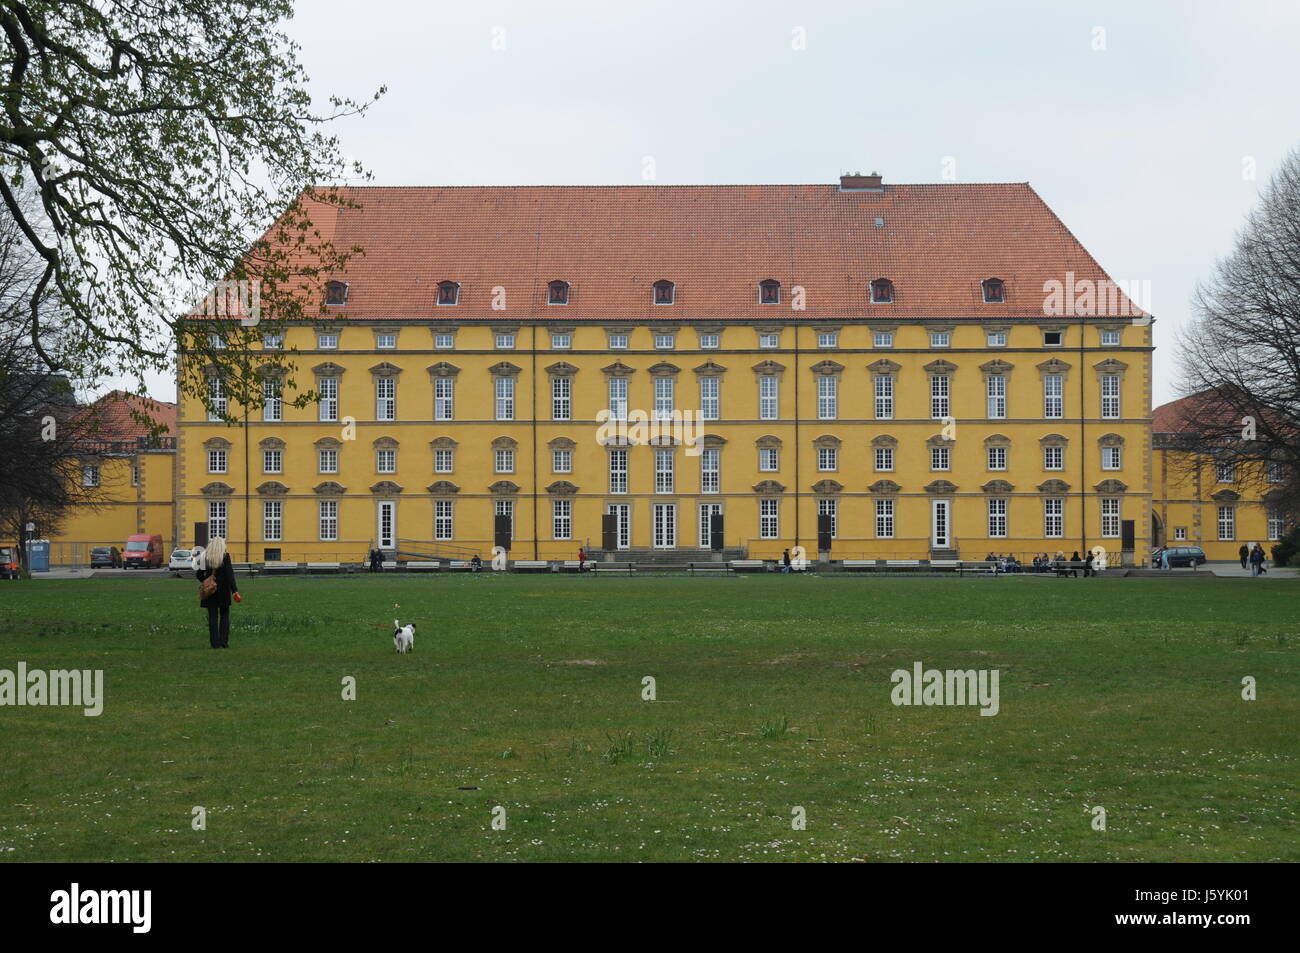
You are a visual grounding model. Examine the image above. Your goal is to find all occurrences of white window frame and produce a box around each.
[700,448,720,494]
[495,377,515,421]
[875,498,895,538]
[1044,445,1064,470]
[817,376,837,420]
[817,447,838,472]
[1044,375,1064,419]
[553,499,572,540]
[1101,498,1121,538]
[654,448,675,494]
[759,447,779,472]
[874,376,894,420]
[433,377,454,421]
[434,449,454,473]
[874,447,894,472]
[208,500,228,539]
[986,375,1006,420]
[1101,375,1121,419]
[375,377,396,421]
[494,449,515,474]
[699,377,720,421]
[759,498,779,539]
[318,449,338,474]
[1102,446,1122,470]
[653,377,675,421]
[930,375,951,420]
[263,500,282,542]
[552,377,571,421]
[263,449,282,474]
[552,449,572,473]
[435,499,454,541]
[608,377,628,422]
[376,449,396,474]
[1043,498,1064,538]
[608,449,628,494]
[1217,505,1235,541]
[987,498,1007,538]
[318,500,337,541]
[873,331,894,348]
[930,446,951,471]
[318,377,338,422]
[759,376,778,421]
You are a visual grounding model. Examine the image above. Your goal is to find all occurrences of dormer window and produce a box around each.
[653,280,675,305]
[759,279,781,304]
[870,278,895,304]
[982,278,1006,303]
[548,280,570,305]
[437,281,460,306]
[324,281,348,305]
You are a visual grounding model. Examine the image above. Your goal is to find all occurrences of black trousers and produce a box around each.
[206,605,230,648]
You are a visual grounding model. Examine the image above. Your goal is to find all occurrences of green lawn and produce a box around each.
[0,573,1296,862]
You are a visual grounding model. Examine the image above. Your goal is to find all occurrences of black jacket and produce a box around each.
[197,553,238,608]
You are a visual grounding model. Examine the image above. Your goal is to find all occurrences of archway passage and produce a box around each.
[1151,511,1165,549]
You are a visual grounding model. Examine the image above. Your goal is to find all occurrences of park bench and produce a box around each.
[232,562,259,576]
[929,559,961,570]
[511,560,550,572]
[380,560,397,571]
[1052,560,1088,577]
[959,560,999,575]
[405,561,441,572]
[729,559,767,572]
[560,560,597,572]
[446,560,476,572]
[885,559,922,569]
[306,562,341,574]
[688,561,730,575]
[593,561,637,576]
[840,559,878,571]
[262,561,300,575]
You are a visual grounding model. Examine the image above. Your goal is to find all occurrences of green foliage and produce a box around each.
[0,0,384,401]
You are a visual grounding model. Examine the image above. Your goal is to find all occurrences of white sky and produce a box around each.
[119,0,1300,408]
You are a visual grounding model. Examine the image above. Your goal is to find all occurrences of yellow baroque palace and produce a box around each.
[168,175,1162,565]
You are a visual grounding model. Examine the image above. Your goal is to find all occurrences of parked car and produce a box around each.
[122,534,164,569]
[0,545,19,580]
[90,545,122,568]
[168,548,194,574]
[1152,545,1207,568]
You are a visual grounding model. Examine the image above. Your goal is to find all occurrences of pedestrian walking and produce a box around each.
[1249,543,1266,577]
[577,546,587,572]
[196,536,238,649]
[781,548,792,573]
[1239,543,1249,569]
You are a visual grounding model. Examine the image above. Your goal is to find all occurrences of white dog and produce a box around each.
[393,619,415,654]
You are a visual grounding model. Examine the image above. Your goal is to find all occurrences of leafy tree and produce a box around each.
[0,0,382,408]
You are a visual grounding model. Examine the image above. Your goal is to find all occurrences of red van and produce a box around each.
[122,534,164,569]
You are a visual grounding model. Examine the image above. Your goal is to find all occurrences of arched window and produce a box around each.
[870,278,895,304]
[982,278,1006,303]
[436,280,460,306]
[547,280,569,305]
[652,279,675,305]
[324,280,348,305]
[759,279,781,304]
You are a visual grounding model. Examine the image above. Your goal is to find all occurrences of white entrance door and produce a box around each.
[377,500,396,550]
[698,503,722,549]
[932,499,951,549]
[653,504,676,548]
[606,503,631,550]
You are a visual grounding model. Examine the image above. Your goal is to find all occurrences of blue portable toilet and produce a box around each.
[25,539,50,572]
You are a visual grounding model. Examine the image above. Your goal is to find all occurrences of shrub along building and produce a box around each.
[1151,391,1289,560]
[177,173,1155,564]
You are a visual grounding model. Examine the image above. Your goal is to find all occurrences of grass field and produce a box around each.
[0,572,1296,862]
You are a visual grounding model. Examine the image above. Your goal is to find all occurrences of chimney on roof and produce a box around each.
[840,171,883,191]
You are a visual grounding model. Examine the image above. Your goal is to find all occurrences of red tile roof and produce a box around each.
[279,182,1143,322]
[77,391,177,441]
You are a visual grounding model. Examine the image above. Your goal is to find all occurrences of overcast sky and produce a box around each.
[124,0,1300,407]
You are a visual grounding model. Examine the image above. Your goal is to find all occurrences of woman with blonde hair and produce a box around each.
[196,536,239,648]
